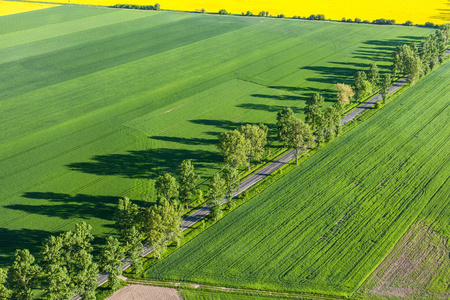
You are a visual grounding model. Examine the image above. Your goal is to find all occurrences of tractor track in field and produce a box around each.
[71,49,450,300]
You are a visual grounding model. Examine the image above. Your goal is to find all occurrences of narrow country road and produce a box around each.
[71,49,450,299]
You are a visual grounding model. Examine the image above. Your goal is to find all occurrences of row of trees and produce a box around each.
[392,24,450,85]
[0,222,134,300]
[113,3,160,10]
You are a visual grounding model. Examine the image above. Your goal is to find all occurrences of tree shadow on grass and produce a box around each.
[268,85,337,102]
[236,103,304,114]
[301,65,357,85]
[0,228,54,267]
[67,148,221,179]
[250,93,305,101]
[150,135,217,146]
[6,192,121,221]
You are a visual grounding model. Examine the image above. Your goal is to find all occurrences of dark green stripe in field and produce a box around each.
[144,63,450,295]
[0,6,433,266]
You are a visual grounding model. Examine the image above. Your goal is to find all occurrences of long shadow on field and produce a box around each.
[150,136,217,146]
[6,192,120,221]
[250,93,305,101]
[268,85,337,102]
[302,36,427,85]
[0,228,54,267]
[301,65,357,85]
[353,36,426,61]
[189,119,276,134]
[67,148,221,179]
[236,103,304,114]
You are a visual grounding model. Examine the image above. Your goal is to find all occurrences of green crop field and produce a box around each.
[180,290,306,300]
[0,6,433,266]
[144,62,450,296]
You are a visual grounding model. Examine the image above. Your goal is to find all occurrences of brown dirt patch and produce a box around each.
[107,284,183,300]
[357,222,450,299]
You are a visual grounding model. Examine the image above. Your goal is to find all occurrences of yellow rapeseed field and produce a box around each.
[24,0,448,25]
[0,0,57,16]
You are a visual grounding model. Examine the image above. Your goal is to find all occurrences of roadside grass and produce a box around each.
[143,62,450,296]
[0,5,433,266]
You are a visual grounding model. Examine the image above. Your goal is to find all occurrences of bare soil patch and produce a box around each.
[358,222,450,299]
[107,284,183,300]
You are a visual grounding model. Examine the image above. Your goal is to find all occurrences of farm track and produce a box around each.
[71,49,450,299]
[126,278,345,300]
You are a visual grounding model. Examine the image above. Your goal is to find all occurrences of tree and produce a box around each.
[11,249,41,300]
[334,83,354,104]
[276,107,295,147]
[0,268,11,299]
[142,201,182,259]
[222,165,239,210]
[392,44,415,76]
[368,63,380,88]
[207,173,225,220]
[353,71,368,101]
[100,237,125,291]
[177,160,200,209]
[238,124,268,170]
[315,112,328,147]
[406,55,422,85]
[43,264,72,300]
[155,173,178,204]
[218,9,228,15]
[286,118,315,164]
[115,197,139,246]
[127,226,143,274]
[304,93,324,129]
[154,3,160,10]
[41,222,98,299]
[380,73,392,103]
[325,104,342,139]
[217,130,250,169]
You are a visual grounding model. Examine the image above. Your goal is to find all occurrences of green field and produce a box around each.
[144,61,450,296]
[180,290,307,300]
[0,6,433,266]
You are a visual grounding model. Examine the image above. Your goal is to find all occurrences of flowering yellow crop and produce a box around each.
[10,0,450,25]
[0,1,57,17]
[162,0,449,25]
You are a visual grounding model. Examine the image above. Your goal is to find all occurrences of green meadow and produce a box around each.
[144,61,450,296]
[0,6,433,265]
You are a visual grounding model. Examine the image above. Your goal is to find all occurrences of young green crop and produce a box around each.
[0,6,433,266]
[144,63,450,296]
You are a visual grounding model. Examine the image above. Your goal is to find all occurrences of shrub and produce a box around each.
[372,18,396,25]
[218,9,228,15]
[355,18,361,23]
[404,20,414,26]
[277,14,285,18]
[309,14,317,20]
[424,22,435,27]
[245,11,253,16]
[258,11,265,17]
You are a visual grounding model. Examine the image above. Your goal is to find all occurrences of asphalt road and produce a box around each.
[71,49,450,299]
